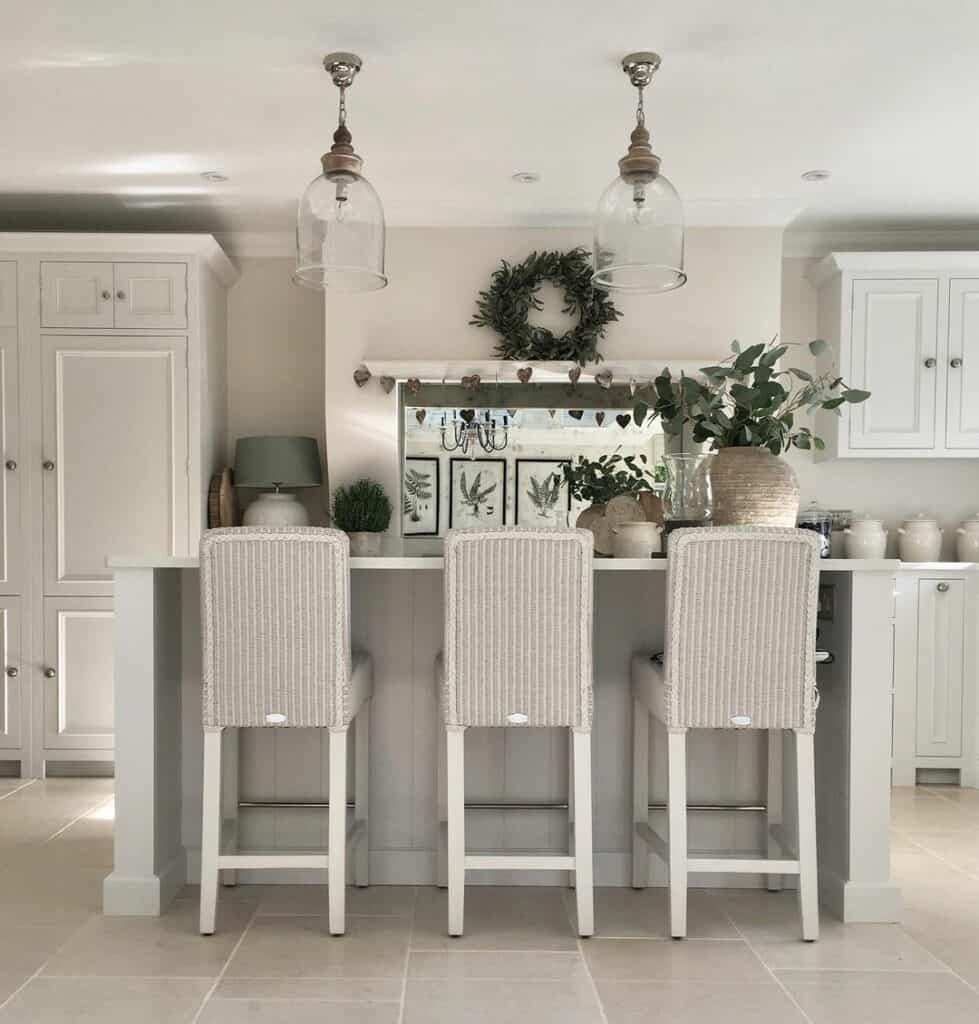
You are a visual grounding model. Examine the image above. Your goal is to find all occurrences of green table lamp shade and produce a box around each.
[234,436,322,489]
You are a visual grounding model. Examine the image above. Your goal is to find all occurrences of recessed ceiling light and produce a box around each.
[801,169,831,182]
[200,171,229,183]
[511,172,540,184]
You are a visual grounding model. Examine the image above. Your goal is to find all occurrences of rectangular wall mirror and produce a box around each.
[399,381,665,538]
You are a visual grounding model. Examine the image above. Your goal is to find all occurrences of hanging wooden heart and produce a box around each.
[353,366,371,388]
[380,376,396,394]
[415,409,426,425]
[568,409,584,420]
[507,408,517,418]
[568,366,582,387]
[405,377,421,395]
[460,408,476,423]
[629,378,638,398]
[548,409,556,419]
[595,411,605,426]
[517,366,533,384]
[461,374,481,392]
[595,369,613,390]
[616,413,631,429]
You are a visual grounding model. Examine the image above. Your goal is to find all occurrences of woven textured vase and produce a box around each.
[708,447,800,527]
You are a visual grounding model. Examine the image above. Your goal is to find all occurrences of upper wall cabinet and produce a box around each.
[41,261,187,330]
[811,253,979,459]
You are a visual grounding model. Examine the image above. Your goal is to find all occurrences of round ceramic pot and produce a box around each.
[347,531,382,557]
[897,514,943,563]
[956,513,979,561]
[576,495,644,556]
[844,518,887,559]
[611,521,664,558]
[707,447,800,527]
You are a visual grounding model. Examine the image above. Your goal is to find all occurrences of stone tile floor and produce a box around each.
[0,778,977,1021]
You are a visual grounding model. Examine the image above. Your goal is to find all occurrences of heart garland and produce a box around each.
[353,366,371,388]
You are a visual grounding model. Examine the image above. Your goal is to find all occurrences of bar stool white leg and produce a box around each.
[221,727,239,888]
[795,729,819,941]
[447,726,466,937]
[436,715,448,888]
[200,726,223,935]
[355,700,370,888]
[667,729,688,939]
[329,729,348,936]
[632,699,650,889]
[567,732,575,890]
[766,729,784,892]
[572,730,594,937]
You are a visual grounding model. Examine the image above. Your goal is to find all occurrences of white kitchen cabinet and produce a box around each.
[0,324,21,594]
[811,254,979,458]
[42,336,189,597]
[893,567,977,786]
[40,262,115,329]
[0,262,16,327]
[0,233,236,776]
[42,598,115,752]
[112,263,187,330]
[0,598,23,752]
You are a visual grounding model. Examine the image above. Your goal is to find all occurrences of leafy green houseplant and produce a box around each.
[638,339,871,526]
[332,479,392,556]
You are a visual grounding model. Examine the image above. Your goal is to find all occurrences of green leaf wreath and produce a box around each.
[470,248,621,365]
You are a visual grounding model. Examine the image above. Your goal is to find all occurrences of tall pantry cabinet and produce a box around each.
[0,235,236,778]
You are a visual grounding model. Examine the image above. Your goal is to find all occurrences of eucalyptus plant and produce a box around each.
[562,451,655,505]
[638,339,870,455]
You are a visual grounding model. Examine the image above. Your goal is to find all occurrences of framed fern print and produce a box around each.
[449,458,506,528]
[402,456,439,536]
[516,458,571,527]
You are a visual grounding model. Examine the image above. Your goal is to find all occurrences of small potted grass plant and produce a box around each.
[332,479,392,556]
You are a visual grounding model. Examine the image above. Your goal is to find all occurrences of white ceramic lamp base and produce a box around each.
[242,491,309,526]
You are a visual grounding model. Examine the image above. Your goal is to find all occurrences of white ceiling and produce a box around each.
[3,0,979,238]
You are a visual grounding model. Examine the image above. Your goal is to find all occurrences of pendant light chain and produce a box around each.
[635,84,645,128]
[337,84,347,129]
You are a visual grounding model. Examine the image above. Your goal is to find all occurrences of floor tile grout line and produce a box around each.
[896,828,979,883]
[189,906,260,1024]
[43,794,115,843]
[0,779,37,802]
[560,887,610,1024]
[396,886,418,1024]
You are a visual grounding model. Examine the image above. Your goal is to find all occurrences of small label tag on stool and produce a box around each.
[265,713,287,725]
[730,714,751,727]
[507,712,529,725]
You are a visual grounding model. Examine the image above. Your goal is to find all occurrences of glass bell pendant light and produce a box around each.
[591,52,686,294]
[295,52,387,291]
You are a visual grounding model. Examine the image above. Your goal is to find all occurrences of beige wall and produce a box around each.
[227,258,328,523]
[224,239,978,556]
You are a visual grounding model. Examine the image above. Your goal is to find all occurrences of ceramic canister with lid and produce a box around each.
[897,513,943,563]
[956,512,979,561]
[843,516,888,559]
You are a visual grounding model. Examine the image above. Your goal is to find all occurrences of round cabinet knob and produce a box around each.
[43,667,57,678]
[951,357,963,368]
[924,357,937,368]
[937,582,950,592]
[101,290,111,301]
[4,459,15,471]
[116,290,126,300]
[42,460,55,471]
[5,666,18,678]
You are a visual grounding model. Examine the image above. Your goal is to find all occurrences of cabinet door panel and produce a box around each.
[40,262,114,329]
[849,279,939,449]
[0,261,16,327]
[113,263,187,330]
[945,279,979,449]
[42,598,114,750]
[42,337,189,596]
[915,578,964,757]
[0,598,23,750]
[0,328,21,593]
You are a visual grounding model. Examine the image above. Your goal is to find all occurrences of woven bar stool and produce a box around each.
[198,527,372,937]
[435,527,595,937]
[631,527,821,941]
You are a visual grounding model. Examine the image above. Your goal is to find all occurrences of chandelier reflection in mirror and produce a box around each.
[440,410,510,458]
